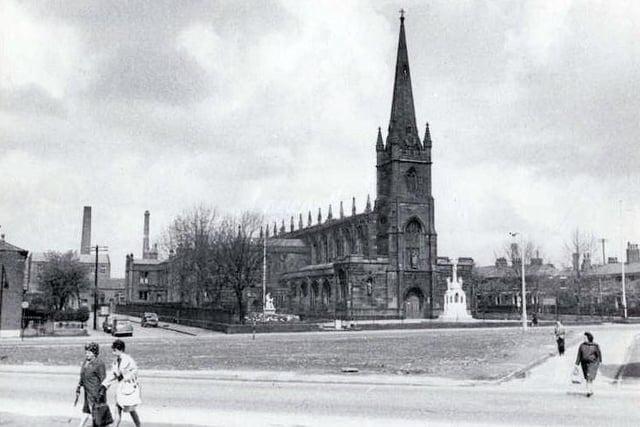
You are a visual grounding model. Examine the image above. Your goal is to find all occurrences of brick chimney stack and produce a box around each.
[143,210,150,259]
[80,206,91,255]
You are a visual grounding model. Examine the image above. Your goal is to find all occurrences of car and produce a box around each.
[111,318,133,337]
[141,312,159,328]
[102,315,115,333]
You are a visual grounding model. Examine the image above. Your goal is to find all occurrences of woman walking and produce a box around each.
[76,342,106,427]
[554,321,566,356]
[101,339,142,427]
[574,331,602,397]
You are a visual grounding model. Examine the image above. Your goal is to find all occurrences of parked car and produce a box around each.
[102,315,115,333]
[111,318,133,337]
[141,312,159,328]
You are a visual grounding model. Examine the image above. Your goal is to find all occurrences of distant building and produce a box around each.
[473,242,640,317]
[0,234,28,338]
[124,211,170,304]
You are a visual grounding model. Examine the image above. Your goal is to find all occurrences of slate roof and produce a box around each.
[0,238,28,255]
[475,263,560,279]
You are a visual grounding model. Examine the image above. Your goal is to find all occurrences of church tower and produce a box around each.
[375,12,437,317]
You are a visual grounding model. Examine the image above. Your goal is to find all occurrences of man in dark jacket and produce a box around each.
[77,342,107,426]
[574,332,602,397]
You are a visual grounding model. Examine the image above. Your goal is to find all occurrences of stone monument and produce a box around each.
[439,259,473,321]
[264,293,276,315]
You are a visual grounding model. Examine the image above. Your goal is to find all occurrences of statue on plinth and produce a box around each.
[264,293,276,314]
[439,259,474,321]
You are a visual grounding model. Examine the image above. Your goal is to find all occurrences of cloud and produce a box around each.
[0,85,67,117]
[2,0,640,276]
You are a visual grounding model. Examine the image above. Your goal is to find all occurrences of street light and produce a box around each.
[619,200,628,319]
[509,232,527,331]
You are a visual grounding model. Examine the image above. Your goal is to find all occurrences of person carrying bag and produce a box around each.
[101,339,142,427]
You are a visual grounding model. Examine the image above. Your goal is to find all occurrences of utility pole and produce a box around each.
[86,245,108,330]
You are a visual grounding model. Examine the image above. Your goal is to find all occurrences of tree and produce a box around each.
[564,228,596,314]
[212,212,264,323]
[37,251,91,312]
[492,238,545,313]
[163,205,218,307]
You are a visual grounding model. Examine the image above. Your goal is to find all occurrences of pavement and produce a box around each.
[504,323,640,393]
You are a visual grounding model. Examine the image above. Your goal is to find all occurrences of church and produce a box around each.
[262,14,473,320]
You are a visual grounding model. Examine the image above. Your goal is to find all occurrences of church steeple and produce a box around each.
[387,11,420,149]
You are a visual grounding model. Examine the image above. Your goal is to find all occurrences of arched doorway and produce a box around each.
[404,287,424,319]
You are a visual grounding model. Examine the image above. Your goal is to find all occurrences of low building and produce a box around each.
[0,234,28,338]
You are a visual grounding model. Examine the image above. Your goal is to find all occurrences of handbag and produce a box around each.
[92,401,114,427]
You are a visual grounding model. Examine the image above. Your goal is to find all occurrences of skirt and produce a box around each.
[581,361,600,382]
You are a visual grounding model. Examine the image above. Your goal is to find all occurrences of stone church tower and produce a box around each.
[375,13,437,317]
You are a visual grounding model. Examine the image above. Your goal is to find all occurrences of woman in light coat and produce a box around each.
[101,339,142,427]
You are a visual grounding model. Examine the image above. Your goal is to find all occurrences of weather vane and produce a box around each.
[399,9,405,19]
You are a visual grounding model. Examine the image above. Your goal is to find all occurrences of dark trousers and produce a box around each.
[556,337,565,355]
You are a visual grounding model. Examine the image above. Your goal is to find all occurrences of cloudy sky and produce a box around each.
[1,0,639,277]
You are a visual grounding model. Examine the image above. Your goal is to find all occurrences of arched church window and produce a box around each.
[358,226,369,257]
[406,168,418,194]
[336,231,344,258]
[323,235,329,262]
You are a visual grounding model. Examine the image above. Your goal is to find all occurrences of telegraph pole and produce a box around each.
[86,245,108,330]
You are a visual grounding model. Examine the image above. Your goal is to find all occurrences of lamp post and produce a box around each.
[619,200,628,319]
[86,245,108,330]
[509,232,527,331]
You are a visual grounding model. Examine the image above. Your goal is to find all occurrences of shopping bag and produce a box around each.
[571,366,583,384]
[92,402,114,427]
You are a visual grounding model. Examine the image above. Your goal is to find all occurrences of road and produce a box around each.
[1,369,639,426]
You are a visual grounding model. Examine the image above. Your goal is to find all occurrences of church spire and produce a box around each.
[387,11,419,148]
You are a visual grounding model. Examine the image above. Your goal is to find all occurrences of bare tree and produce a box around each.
[36,251,91,312]
[564,228,596,277]
[212,212,264,323]
[163,205,218,307]
[564,228,596,314]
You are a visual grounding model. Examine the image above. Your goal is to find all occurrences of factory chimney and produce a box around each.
[80,206,91,255]
[143,210,150,259]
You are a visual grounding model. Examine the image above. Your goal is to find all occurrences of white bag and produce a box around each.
[571,366,583,384]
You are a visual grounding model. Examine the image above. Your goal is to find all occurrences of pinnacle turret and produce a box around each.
[423,122,432,148]
[376,127,384,151]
